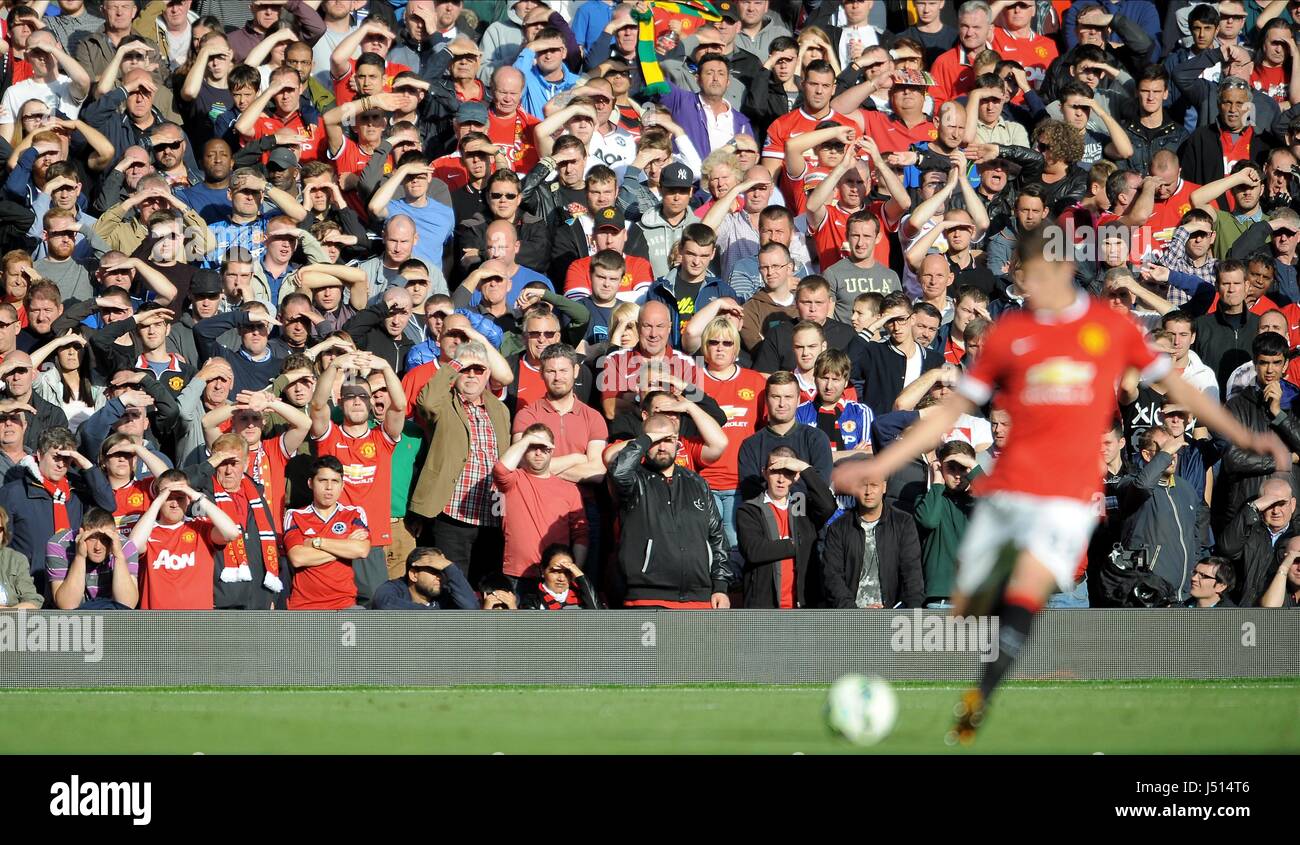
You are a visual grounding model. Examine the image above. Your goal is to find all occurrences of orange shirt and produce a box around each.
[989,27,1059,89]
[487,107,541,175]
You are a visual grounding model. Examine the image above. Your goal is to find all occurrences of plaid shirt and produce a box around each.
[444,397,500,527]
[1156,226,1218,306]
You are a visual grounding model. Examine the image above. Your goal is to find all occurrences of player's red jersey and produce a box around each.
[431,153,469,193]
[700,366,768,491]
[958,295,1169,502]
[311,422,399,545]
[1146,179,1206,243]
[113,479,154,536]
[283,503,368,609]
[599,347,698,402]
[139,517,223,610]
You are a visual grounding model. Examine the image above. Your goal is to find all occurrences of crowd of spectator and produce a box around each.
[0,0,1298,615]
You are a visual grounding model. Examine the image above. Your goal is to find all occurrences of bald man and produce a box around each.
[487,65,541,173]
[359,215,448,300]
[600,298,700,419]
[1220,476,1299,606]
[343,286,418,374]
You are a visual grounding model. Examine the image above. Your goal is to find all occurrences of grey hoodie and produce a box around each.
[632,207,692,279]
[733,12,793,59]
[478,4,526,83]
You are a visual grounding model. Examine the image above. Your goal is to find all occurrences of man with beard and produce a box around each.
[371,546,477,609]
[608,412,734,609]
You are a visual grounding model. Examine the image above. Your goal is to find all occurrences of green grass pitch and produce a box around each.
[2,680,1297,754]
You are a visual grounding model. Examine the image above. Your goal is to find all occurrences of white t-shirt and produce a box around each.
[946,414,993,451]
[0,75,82,125]
[586,124,638,182]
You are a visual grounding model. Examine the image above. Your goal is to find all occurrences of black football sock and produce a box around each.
[977,592,1040,700]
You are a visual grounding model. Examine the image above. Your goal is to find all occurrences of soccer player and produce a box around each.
[835,225,1287,744]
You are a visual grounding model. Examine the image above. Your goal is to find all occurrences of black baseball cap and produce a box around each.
[660,162,695,189]
[594,206,625,230]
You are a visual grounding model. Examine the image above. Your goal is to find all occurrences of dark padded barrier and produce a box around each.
[1,609,1296,687]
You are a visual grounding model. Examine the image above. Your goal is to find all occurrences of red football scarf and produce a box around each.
[44,478,70,534]
[538,582,581,610]
[214,475,283,593]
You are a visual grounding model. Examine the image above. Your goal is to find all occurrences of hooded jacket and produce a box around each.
[1117,450,1208,602]
[631,207,693,279]
[740,288,799,352]
[608,433,733,605]
[646,269,737,350]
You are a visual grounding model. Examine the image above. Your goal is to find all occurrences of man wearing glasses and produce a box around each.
[0,28,90,142]
[1184,557,1237,607]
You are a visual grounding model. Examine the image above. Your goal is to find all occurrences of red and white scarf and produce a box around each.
[213,475,283,593]
[537,582,581,610]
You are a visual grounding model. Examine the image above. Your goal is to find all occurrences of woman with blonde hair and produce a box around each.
[797,26,842,77]
[696,314,769,554]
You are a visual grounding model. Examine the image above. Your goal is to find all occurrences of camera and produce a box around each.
[1108,543,1151,574]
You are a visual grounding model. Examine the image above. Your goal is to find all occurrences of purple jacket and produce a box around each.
[657,83,754,161]
[228,0,326,63]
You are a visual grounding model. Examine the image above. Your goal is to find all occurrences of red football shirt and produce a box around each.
[113,479,154,536]
[332,59,414,105]
[487,108,541,175]
[1252,64,1289,105]
[140,517,223,610]
[311,422,399,545]
[1146,179,1206,244]
[564,254,654,300]
[859,109,938,154]
[812,199,891,271]
[958,296,1169,502]
[245,111,326,162]
[930,45,979,106]
[763,107,858,201]
[700,366,768,492]
[283,503,368,609]
[514,356,546,412]
[989,28,1058,89]
[432,153,469,193]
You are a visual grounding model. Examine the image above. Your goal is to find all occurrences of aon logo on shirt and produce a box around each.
[152,550,196,571]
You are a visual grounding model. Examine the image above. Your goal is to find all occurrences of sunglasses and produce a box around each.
[450,53,479,62]
[706,338,735,347]
[47,229,79,239]
[1187,230,1212,240]
[152,140,184,152]
[526,330,559,339]
[489,192,518,200]
[460,365,488,376]
[21,112,51,122]
[0,413,24,424]
[527,443,555,452]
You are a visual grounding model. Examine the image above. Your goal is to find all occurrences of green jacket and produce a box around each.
[0,546,41,608]
[912,474,981,600]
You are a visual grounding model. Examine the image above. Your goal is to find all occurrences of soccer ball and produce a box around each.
[825,674,898,746]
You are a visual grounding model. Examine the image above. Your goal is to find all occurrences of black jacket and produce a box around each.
[1217,385,1300,532]
[735,467,837,608]
[851,339,945,416]
[752,317,866,374]
[1192,308,1259,392]
[517,575,600,610]
[451,209,553,286]
[343,301,416,375]
[1122,117,1190,179]
[0,461,115,592]
[1116,450,1208,602]
[1216,501,1300,608]
[608,433,733,605]
[821,505,925,609]
[371,568,478,610]
[1172,46,1284,137]
[1179,122,1270,187]
[20,394,70,454]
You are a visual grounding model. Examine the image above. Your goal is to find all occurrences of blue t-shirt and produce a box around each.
[177,182,234,225]
[387,197,454,272]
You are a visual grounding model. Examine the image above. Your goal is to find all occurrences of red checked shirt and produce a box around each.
[445,398,500,527]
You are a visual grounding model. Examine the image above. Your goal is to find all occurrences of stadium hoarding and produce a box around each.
[2,610,1297,687]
